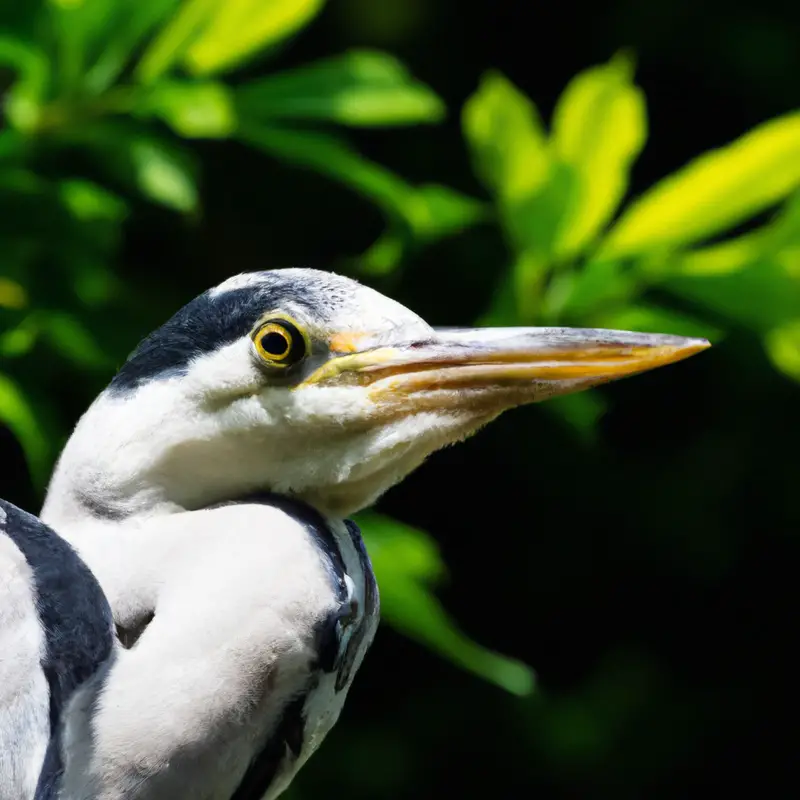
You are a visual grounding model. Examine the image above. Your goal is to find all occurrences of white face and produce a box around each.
[43,270,491,522]
[146,275,493,517]
[42,269,707,526]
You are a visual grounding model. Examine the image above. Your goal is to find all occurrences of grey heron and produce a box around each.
[0,268,709,799]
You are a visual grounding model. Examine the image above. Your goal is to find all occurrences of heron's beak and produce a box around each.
[301,327,710,408]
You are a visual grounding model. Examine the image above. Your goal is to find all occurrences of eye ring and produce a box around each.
[252,318,307,368]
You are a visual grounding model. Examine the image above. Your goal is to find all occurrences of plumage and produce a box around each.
[0,268,708,799]
[0,500,114,799]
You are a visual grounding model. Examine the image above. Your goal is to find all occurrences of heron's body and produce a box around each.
[53,498,376,800]
[0,268,708,799]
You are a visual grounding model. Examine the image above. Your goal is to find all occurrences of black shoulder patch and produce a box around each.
[335,519,380,692]
[0,499,115,798]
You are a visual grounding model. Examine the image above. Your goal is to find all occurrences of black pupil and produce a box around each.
[261,330,290,357]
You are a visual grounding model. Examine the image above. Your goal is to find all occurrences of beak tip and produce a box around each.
[681,337,712,356]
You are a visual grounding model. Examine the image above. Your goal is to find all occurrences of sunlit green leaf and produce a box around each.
[601,112,800,257]
[85,0,180,92]
[765,320,800,383]
[675,228,777,276]
[136,0,220,83]
[185,0,326,76]
[47,0,120,92]
[59,180,128,221]
[404,184,486,241]
[463,72,573,258]
[359,512,535,696]
[463,71,549,202]
[0,37,49,130]
[236,50,444,127]
[137,81,236,138]
[551,54,647,258]
[0,372,50,487]
[0,278,28,310]
[664,193,800,278]
[130,139,198,212]
[557,259,637,319]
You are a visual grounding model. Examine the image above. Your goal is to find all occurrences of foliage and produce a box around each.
[457,54,800,436]
[2,0,800,723]
[0,0,521,694]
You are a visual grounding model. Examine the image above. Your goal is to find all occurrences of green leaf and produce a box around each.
[47,0,120,92]
[356,187,485,276]
[0,320,38,358]
[0,372,50,488]
[462,71,573,258]
[137,81,236,138]
[551,54,647,258]
[241,124,481,243]
[601,111,800,258]
[131,140,198,211]
[543,391,607,445]
[0,278,28,310]
[557,259,638,320]
[0,130,25,161]
[675,228,778,277]
[40,312,112,369]
[185,0,326,76]
[765,320,800,383]
[404,184,486,241]
[236,49,444,127]
[136,0,220,83]
[663,193,800,278]
[665,258,800,332]
[59,180,128,221]
[477,272,523,326]
[52,122,199,213]
[356,229,406,277]
[510,250,549,322]
[85,0,181,92]
[463,71,549,202]
[359,512,535,696]
[0,37,49,130]
[242,123,413,212]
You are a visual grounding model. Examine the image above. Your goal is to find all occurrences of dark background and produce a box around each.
[2,0,798,797]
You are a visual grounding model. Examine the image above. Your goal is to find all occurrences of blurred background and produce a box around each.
[1,0,798,796]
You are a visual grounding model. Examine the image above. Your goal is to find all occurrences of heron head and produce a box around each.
[44,268,708,523]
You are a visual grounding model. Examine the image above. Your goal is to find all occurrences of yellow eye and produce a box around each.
[253,319,307,367]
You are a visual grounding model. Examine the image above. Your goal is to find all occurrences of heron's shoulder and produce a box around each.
[0,499,115,798]
[0,500,115,677]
